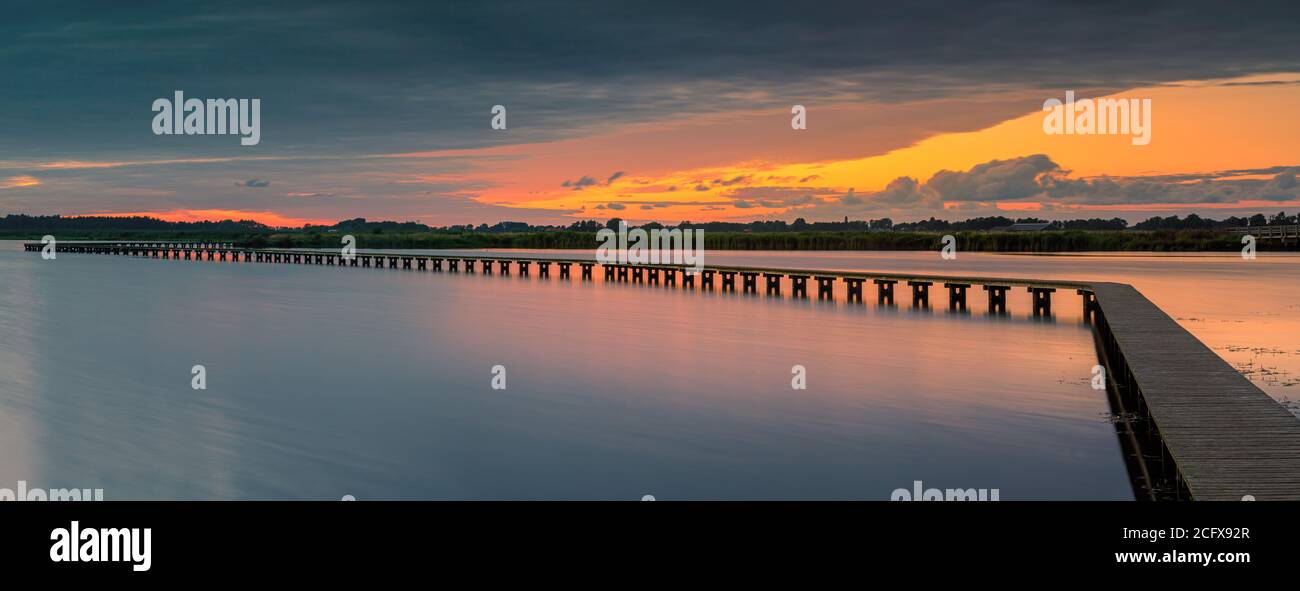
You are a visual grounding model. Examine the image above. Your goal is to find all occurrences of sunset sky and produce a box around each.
[2,1,1298,227]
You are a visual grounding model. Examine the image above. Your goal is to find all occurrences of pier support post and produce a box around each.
[701,270,715,290]
[631,267,644,283]
[682,271,696,289]
[448,259,459,272]
[499,261,511,275]
[740,272,758,293]
[417,258,426,270]
[647,268,660,284]
[944,283,970,310]
[388,256,399,269]
[789,275,809,298]
[765,273,784,295]
[579,263,593,280]
[844,278,864,302]
[983,285,1009,313]
[720,271,736,292]
[402,257,412,269]
[432,258,443,271]
[538,262,550,277]
[874,279,897,305]
[603,265,615,281]
[616,265,629,282]
[559,262,573,279]
[908,281,932,308]
[1077,289,1097,321]
[1029,287,1055,316]
[815,276,836,300]
[518,261,531,276]
[664,268,677,286]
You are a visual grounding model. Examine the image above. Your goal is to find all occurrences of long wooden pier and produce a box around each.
[23,241,1300,500]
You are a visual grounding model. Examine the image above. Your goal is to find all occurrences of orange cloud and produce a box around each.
[72,209,330,228]
[1,175,41,189]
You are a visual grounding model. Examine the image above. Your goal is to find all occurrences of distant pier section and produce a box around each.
[24,240,1300,500]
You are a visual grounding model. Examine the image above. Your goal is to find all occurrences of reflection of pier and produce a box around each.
[25,241,1300,500]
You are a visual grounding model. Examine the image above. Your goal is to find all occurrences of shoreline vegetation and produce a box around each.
[3,213,1297,252]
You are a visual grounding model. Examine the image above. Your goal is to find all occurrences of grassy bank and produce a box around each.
[1,229,1281,252]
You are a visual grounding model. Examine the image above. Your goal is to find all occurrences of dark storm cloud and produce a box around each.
[2,0,1298,160]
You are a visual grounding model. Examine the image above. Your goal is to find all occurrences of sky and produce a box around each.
[1,0,1298,227]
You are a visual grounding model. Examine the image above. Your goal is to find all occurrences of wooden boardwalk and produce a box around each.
[1092,282,1300,500]
[22,241,1300,499]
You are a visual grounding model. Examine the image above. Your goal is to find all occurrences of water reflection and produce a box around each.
[0,243,1168,499]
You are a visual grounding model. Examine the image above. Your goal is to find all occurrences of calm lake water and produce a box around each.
[2,241,1296,500]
